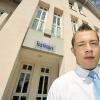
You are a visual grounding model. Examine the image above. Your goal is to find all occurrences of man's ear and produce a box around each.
[71,47,76,56]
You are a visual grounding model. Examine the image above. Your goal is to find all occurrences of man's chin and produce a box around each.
[84,64,96,70]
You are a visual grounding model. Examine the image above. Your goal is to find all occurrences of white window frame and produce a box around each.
[36,67,51,100]
[31,7,47,32]
[51,14,62,38]
[11,64,33,100]
[71,19,78,33]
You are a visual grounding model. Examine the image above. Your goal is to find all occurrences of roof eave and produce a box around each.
[78,0,100,19]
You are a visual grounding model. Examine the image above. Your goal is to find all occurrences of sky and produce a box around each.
[90,0,100,9]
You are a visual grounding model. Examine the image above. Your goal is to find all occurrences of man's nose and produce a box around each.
[85,43,92,52]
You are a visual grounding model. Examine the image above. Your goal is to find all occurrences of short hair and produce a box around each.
[71,23,99,47]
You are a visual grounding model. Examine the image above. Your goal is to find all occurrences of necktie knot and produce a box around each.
[88,71,98,79]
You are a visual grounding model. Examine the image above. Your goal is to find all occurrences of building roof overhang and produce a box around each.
[78,0,100,19]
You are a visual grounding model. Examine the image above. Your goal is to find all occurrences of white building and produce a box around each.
[0,0,100,100]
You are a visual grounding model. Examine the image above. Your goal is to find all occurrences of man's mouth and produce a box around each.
[84,56,95,60]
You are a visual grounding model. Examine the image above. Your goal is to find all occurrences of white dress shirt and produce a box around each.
[47,65,100,100]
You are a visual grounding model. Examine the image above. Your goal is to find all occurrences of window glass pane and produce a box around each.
[32,8,47,32]
[28,65,32,70]
[57,27,61,37]
[52,15,61,37]
[36,9,42,18]
[38,21,44,31]
[41,68,45,72]
[32,19,39,29]
[38,76,44,94]
[43,76,48,94]
[57,17,60,26]
[23,65,27,70]
[41,11,46,20]
[20,96,26,100]
[45,68,49,73]
[12,96,19,100]
[36,97,41,100]
[43,97,46,100]
[16,73,25,93]
[52,25,56,34]
[51,26,54,34]
[22,74,30,93]
[53,16,56,24]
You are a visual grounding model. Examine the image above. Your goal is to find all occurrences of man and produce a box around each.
[47,24,100,100]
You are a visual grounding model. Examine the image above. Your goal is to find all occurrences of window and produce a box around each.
[36,67,50,100]
[12,64,32,100]
[12,96,26,100]
[31,7,47,32]
[51,13,62,37]
[8,61,58,100]
[71,17,78,33]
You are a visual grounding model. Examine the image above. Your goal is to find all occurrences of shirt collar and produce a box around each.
[74,64,99,78]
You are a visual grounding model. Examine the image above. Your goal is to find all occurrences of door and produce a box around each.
[11,64,33,100]
[36,67,51,100]
[11,63,58,100]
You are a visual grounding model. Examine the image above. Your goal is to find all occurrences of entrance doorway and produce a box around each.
[11,62,58,100]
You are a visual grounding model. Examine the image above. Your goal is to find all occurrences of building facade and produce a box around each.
[0,0,100,100]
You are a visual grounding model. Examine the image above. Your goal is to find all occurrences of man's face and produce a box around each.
[71,30,100,70]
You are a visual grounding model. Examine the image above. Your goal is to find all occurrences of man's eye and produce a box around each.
[78,44,85,46]
[91,42,98,45]
[91,43,96,45]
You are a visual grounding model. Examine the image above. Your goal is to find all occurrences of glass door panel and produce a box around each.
[12,64,32,100]
[36,67,50,100]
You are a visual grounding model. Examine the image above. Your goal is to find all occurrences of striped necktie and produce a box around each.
[88,71,100,100]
